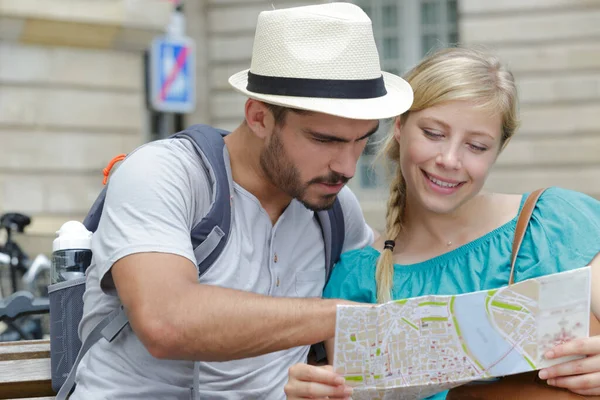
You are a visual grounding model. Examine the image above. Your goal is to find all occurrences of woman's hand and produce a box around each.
[538,335,600,395]
[284,363,353,399]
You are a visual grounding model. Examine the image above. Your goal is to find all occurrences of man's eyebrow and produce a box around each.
[303,122,380,143]
[360,122,380,140]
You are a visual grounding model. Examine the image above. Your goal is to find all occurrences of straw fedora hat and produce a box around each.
[228,2,413,120]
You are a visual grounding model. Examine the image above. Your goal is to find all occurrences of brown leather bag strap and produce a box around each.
[509,188,548,285]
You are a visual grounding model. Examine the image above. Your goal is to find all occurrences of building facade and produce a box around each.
[0,0,171,254]
[461,0,600,203]
[1,0,599,254]
[187,0,600,230]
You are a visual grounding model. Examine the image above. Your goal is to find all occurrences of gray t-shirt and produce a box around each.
[71,138,374,400]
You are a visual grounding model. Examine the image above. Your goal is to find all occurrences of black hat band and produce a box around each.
[246,71,387,100]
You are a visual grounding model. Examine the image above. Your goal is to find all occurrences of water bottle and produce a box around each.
[50,221,92,284]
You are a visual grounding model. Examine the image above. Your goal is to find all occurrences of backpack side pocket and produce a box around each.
[48,277,86,393]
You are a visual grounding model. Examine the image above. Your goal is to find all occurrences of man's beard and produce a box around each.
[259,128,348,211]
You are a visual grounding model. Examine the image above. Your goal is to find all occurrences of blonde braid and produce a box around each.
[375,166,406,303]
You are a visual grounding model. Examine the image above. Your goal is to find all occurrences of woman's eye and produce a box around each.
[423,129,443,139]
[468,143,488,152]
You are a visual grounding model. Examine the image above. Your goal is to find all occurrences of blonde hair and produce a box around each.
[375,47,519,303]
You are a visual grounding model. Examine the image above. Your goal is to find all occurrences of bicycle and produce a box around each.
[0,212,51,341]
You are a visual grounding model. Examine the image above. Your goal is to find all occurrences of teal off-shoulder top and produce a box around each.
[324,188,600,399]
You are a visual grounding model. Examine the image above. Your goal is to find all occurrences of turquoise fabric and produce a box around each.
[324,188,600,400]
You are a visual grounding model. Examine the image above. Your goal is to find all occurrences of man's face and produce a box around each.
[260,110,379,211]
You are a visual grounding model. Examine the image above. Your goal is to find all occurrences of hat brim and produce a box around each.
[228,70,413,120]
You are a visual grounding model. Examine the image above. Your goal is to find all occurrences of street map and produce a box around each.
[334,266,591,400]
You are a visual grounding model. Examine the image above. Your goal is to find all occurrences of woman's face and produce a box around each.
[395,100,504,215]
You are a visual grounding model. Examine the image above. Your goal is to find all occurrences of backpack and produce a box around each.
[49,124,345,399]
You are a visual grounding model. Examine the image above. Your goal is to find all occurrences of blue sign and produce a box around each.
[150,36,196,113]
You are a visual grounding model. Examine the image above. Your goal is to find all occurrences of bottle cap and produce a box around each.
[52,221,92,252]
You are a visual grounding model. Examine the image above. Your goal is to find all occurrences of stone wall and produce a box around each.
[0,0,171,255]
[461,0,600,198]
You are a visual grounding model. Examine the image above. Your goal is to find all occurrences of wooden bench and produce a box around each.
[0,340,54,399]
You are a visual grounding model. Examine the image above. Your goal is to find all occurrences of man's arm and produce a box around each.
[112,252,342,361]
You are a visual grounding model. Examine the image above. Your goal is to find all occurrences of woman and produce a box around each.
[284,47,600,400]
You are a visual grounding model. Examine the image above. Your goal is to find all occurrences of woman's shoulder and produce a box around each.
[512,187,600,281]
[324,246,379,302]
[537,186,597,202]
[337,246,380,270]
[483,192,523,226]
[491,187,599,223]
[531,187,600,224]
[329,246,380,284]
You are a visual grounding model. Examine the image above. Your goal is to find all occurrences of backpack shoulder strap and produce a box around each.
[312,198,345,363]
[173,124,233,276]
[82,186,107,233]
[56,306,129,399]
[84,124,233,277]
[316,198,345,283]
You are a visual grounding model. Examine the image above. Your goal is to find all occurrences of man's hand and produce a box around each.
[284,364,353,400]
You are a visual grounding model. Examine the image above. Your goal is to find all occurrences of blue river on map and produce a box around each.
[452,292,531,376]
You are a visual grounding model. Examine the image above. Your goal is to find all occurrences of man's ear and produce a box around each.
[245,99,273,139]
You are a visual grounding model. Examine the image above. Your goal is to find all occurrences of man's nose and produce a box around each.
[330,146,358,180]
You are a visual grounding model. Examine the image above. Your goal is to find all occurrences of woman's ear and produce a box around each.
[393,116,403,142]
[499,136,512,153]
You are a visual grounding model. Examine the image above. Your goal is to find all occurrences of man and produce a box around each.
[72,3,413,399]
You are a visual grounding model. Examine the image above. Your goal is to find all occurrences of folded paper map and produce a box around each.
[333,266,591,400]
